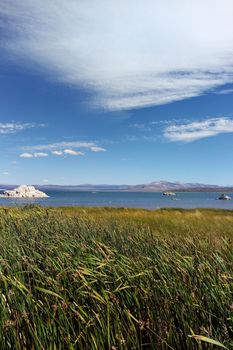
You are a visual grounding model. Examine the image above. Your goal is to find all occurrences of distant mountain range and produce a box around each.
[1,181,231,192]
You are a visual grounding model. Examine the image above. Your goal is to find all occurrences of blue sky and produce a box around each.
[0,0,233,185]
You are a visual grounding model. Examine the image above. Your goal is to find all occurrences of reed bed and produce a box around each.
[0,206,232,349]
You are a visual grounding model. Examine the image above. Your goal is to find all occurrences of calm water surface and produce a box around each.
[0,190,233,209]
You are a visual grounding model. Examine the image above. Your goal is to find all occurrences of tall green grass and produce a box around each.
[0,206,232,349]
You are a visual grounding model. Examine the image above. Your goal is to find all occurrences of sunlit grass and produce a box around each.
[0,206,232,349]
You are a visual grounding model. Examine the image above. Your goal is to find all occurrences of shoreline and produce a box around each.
[0,205,233,213]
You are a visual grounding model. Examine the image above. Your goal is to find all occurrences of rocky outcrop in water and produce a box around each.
[1,185,49,198]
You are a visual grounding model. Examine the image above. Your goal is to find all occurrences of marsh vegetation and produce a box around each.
[0,206,232,349]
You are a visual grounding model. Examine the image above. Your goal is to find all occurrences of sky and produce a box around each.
[0,0,233,185]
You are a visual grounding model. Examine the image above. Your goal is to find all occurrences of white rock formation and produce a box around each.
[1,185,49,198]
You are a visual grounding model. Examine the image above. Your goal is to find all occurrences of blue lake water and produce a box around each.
[0,190,233,209]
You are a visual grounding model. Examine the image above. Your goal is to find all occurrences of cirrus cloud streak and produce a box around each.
[164,117,233,142]
[1,0,233,110]
[0,122,44,134]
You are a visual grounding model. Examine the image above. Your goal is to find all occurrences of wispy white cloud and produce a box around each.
[215,88,233,95]
[164,117,233,142]
[51,149,84,156]
[151,119,186,126]
[19,152,48,158]
[34,152,48,157]
[90,146,106,153]
[20,141,106,158]
[63,149,84,156]
[24,141,106,153]
[129,123,152,132]
[19,153,34,158]
[51,150,63,156]
[2,171,9,175]
[24,141,96,151]
[1,0,233,110]
[0,122,44,134]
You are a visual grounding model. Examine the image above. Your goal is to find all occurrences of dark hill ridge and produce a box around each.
[1,181,232,192]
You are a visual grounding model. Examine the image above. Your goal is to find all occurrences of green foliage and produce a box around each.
[0,206,232,349]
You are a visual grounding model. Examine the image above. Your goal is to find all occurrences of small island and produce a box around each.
[0,185,49,198]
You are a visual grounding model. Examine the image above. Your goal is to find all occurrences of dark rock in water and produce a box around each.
[218,193,231,200]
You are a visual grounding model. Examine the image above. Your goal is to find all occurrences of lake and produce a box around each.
[0,190,233,209]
